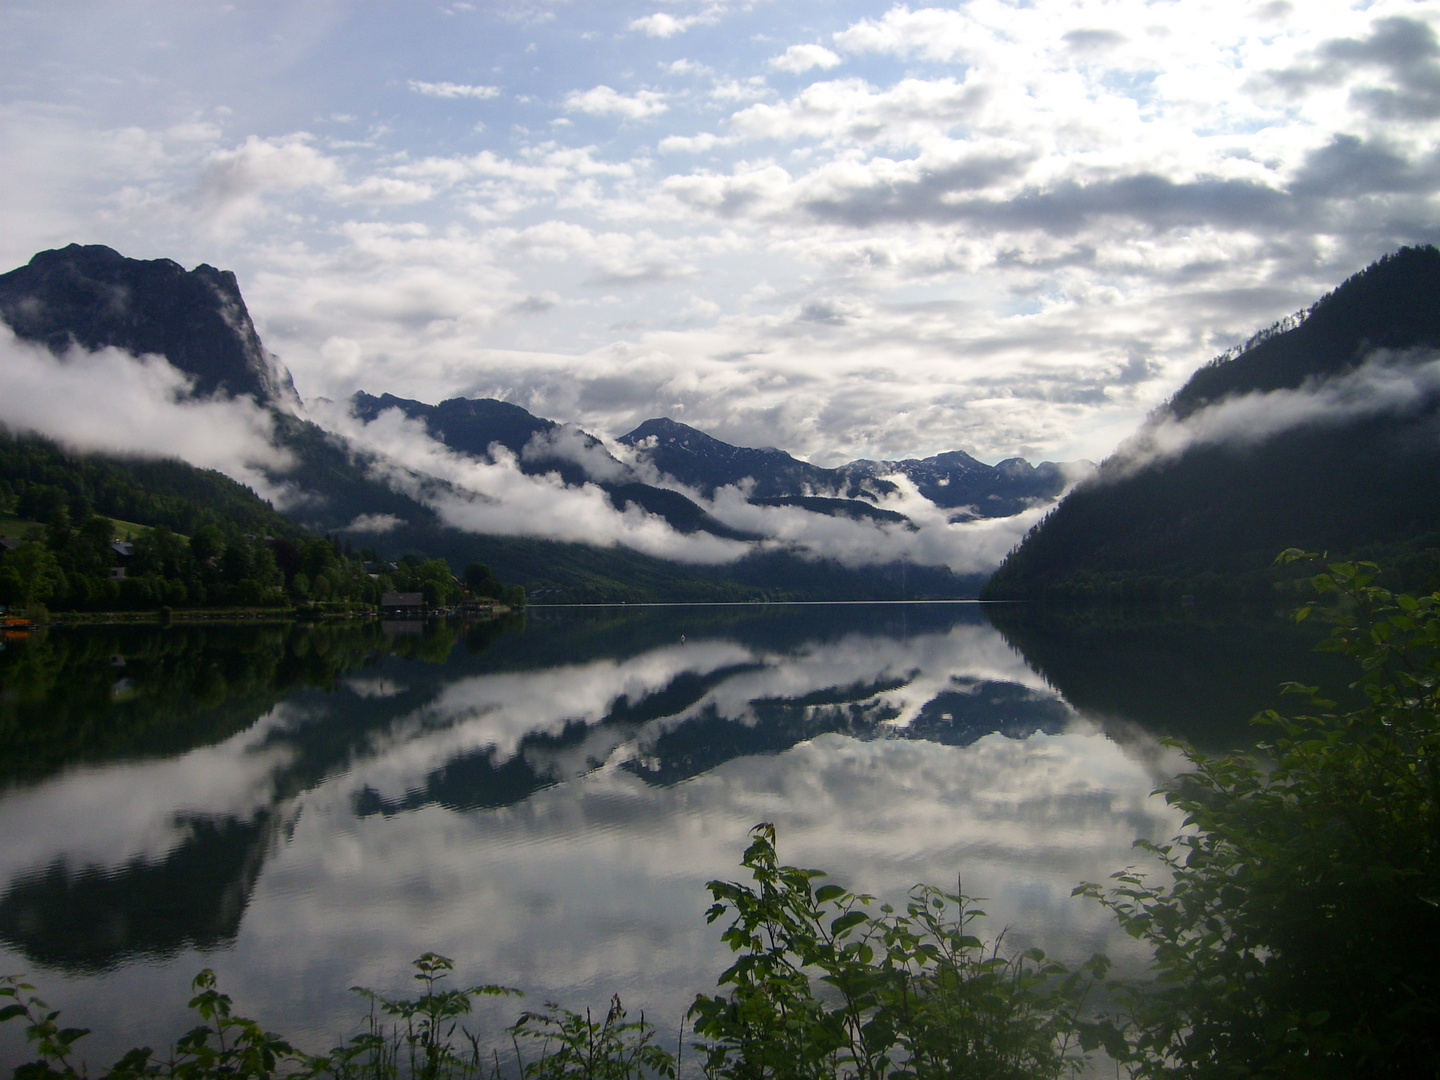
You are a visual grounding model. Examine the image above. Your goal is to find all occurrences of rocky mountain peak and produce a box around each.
[0,244,299,412]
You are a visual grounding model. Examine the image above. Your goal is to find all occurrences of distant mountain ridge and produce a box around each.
[984,245,1440,602]
[618,417,894,500]
[0,243,1078,600]
[350,391,759,541]
[348,395,1086,528]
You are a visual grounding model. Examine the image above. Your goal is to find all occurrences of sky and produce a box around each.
[2,0,1439,470]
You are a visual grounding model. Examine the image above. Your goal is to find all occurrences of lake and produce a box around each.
[0,602,1348,1068]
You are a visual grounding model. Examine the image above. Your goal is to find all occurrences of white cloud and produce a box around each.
[521,425,630,482]
[658,132,724,153]
[408,80,500,99]
[770,44,842,74]
[833,6,979,64]
[629,12,712,38]
[710,76,771,102]
[563,86,668,120]
[193,134,339,229]
[333,176,436,204]
[724,77,987,147]
[0,327,294,502]
[1108,348,1440,477]
[317,401,752,563]
[8,0,1440,477]
[342,512,405,533]
[664,59,711,75]
[704,480,1051,573]
[297,396,1059,574]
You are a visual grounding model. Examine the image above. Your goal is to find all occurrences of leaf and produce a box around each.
[829,911,868,937]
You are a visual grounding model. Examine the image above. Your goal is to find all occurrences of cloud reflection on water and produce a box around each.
[0,607,1186,1065]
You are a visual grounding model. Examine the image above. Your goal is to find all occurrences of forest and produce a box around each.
[0,431,522,616]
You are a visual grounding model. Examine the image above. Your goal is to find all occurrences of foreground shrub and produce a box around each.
[689,824,1107,1080]
[1078,555,1440,1079]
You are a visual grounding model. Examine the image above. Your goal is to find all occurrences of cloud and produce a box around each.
[770,45,842,74]
[408,80,501,99]
[333,176,437,204]
[695,474,1058,573]
[833,6,978,64]
[1062,29,1127,54]
[15,0,1439,478]
[0,327,294,502]
[720,76,991,147]
[521,425,630,482]
[1273,15,1440,120]
[629,12,710,38]
[342,513,405,533]
[659,132,724,154]
[317,401,752,563]
[193,134,339,228]
[1289,134,1437,198]
[803,170,1292,233]
[563,86,668,120]
[1107,348,1440,478]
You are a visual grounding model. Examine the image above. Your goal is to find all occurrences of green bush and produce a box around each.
[1077,553,1440,1078]
[689,824,1105,1080]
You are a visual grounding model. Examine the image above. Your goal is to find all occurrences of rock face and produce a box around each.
[0,244,299,410]
[983,245,1440,601]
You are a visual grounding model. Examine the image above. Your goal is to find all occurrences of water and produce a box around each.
[0,603,1346,1068]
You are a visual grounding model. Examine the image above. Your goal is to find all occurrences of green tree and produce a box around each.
[189,524,225,566]
[1078,554,1440,1079]
[413,558,458,605]
[0,541,63,608]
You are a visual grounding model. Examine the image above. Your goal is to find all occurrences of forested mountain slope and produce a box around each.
[984,246,1440,602]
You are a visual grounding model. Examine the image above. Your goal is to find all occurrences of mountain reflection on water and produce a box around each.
[0,603,1339,1064]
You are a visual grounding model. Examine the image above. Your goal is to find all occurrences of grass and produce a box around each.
[0,513,156,541]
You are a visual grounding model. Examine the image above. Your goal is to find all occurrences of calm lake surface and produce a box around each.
[0,602,1349,1067]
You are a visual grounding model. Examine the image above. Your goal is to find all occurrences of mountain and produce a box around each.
[349,392,758,541]
[839,452,1085,518]
[0,244,298,410]
[984,245,1440,602]
[617,416,1088,520]
[0,246,450,545]
[0,244,1061,601]
[619,417,893,500]
[352,392,565,468]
